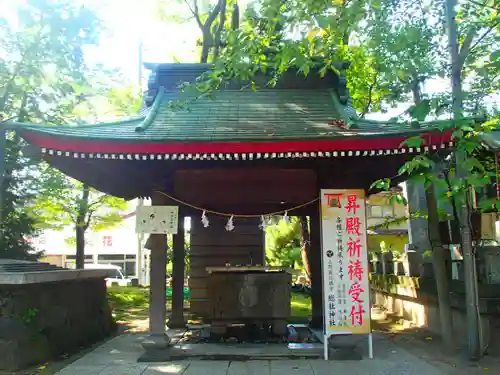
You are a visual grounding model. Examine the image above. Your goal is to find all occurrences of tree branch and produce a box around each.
[468,22,500,54]
[87,194,107,211]
[467,0,500,12]
[457,28,477,70]
[184,0,203,29]
[204,1,222,31]
[360,73,378,118]
[213,0,227,60]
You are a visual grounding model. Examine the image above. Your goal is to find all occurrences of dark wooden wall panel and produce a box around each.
[191,235,266,247]
[188,217,264,318]
[175,168,317,207]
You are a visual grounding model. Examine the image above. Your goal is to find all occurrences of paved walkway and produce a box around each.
[53,333,455,375]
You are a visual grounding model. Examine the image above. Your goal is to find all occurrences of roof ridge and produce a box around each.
[7,114,147,130]
[135,87,165,133]
[329,89,355,127]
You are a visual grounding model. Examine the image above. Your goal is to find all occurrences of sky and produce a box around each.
[0,0,203,84]
[84,0,202,86]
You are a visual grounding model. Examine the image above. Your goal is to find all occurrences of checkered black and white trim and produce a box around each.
[40,142,454,161]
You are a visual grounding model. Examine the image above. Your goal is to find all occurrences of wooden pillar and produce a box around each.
[309,204,323,329]
[169,212,186,328]
[141,192,170,351]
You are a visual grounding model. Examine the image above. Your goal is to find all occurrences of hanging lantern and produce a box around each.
[201,210,209,228]
[225,215,235,231]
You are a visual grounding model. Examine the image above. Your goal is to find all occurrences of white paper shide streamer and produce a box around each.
[225,215,235,231]
[283,210,289,224]
[259,215,267,231]
[201,210,210,228]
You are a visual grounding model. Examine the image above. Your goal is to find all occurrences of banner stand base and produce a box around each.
[368,333,374,359]
[322,333,374,360]
[323,334,329,360]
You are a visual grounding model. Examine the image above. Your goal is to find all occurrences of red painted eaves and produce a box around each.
[20,131,453,155]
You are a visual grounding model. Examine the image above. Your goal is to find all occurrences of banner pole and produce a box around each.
[324,334,329,360]
[368,333,374,359]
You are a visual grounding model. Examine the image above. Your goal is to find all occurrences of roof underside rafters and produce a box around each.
[34,140,454,161]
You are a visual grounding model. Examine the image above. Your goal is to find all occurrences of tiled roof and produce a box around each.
[15,87,446,142]
[12,63,472,160]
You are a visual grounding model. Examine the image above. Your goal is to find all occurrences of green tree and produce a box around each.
[364,0,456,348]
[0,0,100,259]
[265,217,303,268]
[371,0,499,357]
[31,168,129,269]
[444,0,499,360]
[177,0,394,113]
[155,0,240,63]
[27,81,142,269]
[0,129,41,260]
[364,1,446,117]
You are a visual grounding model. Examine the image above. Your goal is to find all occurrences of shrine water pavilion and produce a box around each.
[12,63,460,358]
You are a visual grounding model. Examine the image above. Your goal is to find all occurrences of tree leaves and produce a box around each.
[407,99,431,121]
[32,168,129,235]
[0,0,136,259]
[265,217,303,268]
[400,136,425,148]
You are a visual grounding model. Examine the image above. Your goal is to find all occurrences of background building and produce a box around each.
[366,191,409,257]
[36,200,149,278]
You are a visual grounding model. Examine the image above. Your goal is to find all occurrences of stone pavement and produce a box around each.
[53,333,456,375]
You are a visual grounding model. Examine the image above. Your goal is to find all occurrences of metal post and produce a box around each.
[136,198,144,284]
[368,333,374,359]
[323,334,329,360]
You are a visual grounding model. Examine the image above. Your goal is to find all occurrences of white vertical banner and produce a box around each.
[320,189,372,358]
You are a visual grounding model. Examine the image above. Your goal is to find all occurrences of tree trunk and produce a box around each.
[75,184,90,269]
[231,3,239,30]
[200,29,211,63]
[212,0,227,60]
[169,214,186,328]
[412,78,454,349]
[75,224,86,269]
[425,183,454,349]
[194,0,222,63]
[445,0,481,359]
[299,216,311,280]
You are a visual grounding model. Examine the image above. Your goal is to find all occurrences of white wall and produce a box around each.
[33,198,150,257]
[34,213,139,256]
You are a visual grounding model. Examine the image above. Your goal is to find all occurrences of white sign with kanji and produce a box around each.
[135,206,179,235]
[320,189,371,336]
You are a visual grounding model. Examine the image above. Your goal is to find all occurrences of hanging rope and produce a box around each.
[154,190,319,218]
